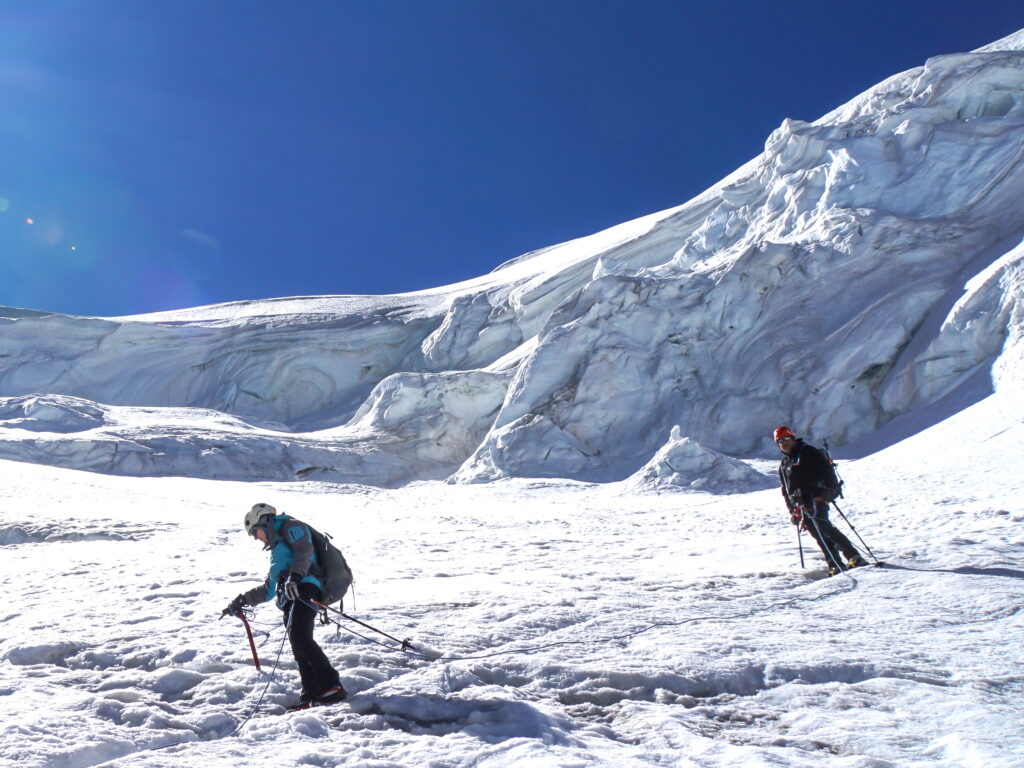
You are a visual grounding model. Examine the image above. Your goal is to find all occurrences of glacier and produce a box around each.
[2,32,1024,490]
[1,28,1024,768]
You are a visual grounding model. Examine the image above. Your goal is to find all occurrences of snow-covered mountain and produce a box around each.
[2,30,1024,768]
[3,32,1024,490]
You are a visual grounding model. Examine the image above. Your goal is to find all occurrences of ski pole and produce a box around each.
[831,501,881,564]
[311,600,413,651]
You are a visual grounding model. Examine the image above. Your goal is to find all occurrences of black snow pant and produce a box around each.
[282,583,341,700]
[803,501,859,569]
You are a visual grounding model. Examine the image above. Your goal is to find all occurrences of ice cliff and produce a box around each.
[2,30,1024,488]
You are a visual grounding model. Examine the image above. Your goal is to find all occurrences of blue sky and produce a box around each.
[1,2,1021,316]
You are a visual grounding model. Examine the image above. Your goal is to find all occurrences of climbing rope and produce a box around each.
[227,602,294,736]
[89,606,293,767]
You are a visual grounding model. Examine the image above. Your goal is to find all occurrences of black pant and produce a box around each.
[282,583,340,699]
[804,501,859,568]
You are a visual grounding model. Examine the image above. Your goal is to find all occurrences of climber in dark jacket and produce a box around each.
[223,503,345,706]
[775,426,866,574]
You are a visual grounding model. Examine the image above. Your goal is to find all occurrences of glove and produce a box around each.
[282,574,302,602]
[790,508,803,525]
[221,595,245,618]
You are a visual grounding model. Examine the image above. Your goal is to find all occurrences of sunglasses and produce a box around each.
[776,436,794,445]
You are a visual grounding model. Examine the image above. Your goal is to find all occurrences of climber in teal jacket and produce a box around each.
[223,503,345,706]
[238,511,323,607]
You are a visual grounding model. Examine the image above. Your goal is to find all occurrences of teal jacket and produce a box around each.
[241,515,323,608]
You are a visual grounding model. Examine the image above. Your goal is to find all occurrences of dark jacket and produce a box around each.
[778,439,836,510]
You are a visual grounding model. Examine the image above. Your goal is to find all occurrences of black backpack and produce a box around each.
[817,444,844,502]
[308,524,353,607]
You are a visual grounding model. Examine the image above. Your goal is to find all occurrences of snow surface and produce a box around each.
[1,388,1021,767]
[2,27,1024,768]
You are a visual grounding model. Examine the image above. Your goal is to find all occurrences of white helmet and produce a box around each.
[244,503,277,535]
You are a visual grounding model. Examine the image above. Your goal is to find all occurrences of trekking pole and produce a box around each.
[831,501,882,565]
[797,523,805,568]
[311,600,413,651]
[803,511,848,575]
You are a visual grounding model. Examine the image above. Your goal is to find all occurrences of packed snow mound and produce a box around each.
[625,427,776,493]
[2,32,1024,485]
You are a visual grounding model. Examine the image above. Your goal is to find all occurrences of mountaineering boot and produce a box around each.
[847,555,868,568]
[828,565,840,576]
[316,685,347,704]
[285,685,347,712]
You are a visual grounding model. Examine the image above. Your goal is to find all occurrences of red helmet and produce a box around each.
[773,426,795,442]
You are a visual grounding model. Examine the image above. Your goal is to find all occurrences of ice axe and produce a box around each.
[222,609,262,670]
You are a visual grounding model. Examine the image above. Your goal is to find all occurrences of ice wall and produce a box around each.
[454,48,1024,481]
[2,34,1024,486]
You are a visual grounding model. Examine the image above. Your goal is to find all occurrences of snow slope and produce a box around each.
[0,385,1021,767]
[3,33,1024,487]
